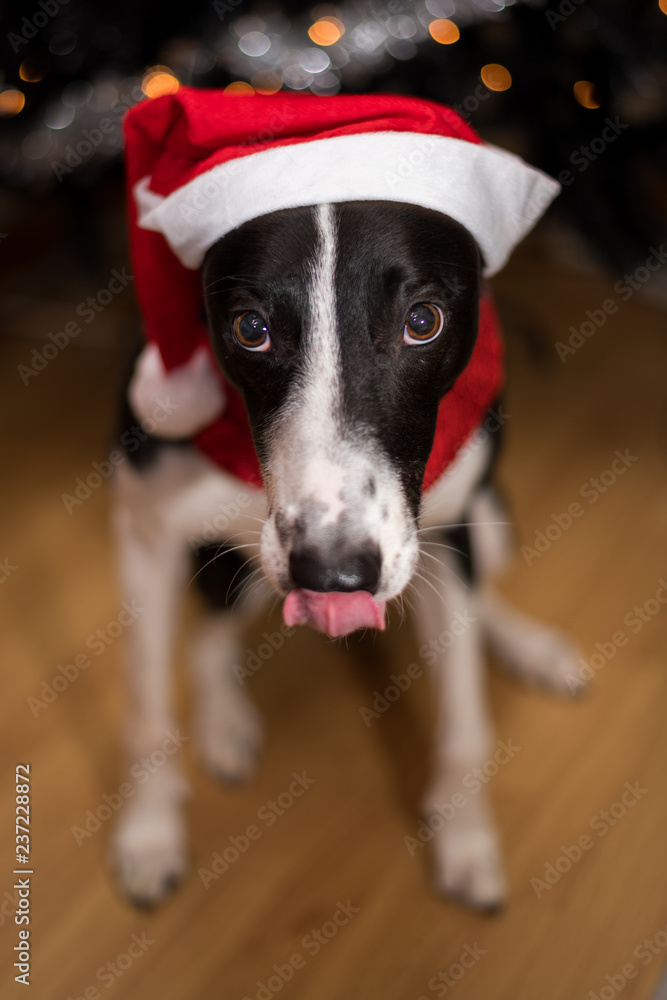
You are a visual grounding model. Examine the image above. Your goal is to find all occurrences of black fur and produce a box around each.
[203,202,481,517]
[192,543,256,610]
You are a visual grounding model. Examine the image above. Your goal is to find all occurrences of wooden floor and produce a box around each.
[2,237,667,1000]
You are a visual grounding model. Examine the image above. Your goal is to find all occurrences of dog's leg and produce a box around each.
[469,486,584,695]
[189,608,264,783]
[109,471,190,906]
[414,545,507,911]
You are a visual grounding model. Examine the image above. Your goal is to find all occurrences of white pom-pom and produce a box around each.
[128,343,226,438]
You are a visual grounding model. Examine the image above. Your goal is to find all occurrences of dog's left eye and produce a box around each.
[403,303,444,345]
[233,311,271,352]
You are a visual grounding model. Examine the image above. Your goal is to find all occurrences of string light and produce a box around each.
[429,19,460,44]
[573,80,600,109]
[480,63,511,91]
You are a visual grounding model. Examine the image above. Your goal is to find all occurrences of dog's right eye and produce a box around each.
[233,311,271,352]
[403,303,444,345]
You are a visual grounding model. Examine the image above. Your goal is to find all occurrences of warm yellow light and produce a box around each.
[19,59,47,82]
[308,17,345,45]
[480,63,512,92]
[429,19,460,44]
[141,67,180,99]
[224,81,255,96]
[659,0,667,14]
[573,79,600,109]
[251,72,282,95]
[0,89,25,117]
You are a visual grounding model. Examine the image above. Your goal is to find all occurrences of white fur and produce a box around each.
[260,205,418,600]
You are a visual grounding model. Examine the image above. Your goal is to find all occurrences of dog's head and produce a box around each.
[203,201,481,634]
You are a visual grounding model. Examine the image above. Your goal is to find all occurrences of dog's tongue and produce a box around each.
[283,589,386,638]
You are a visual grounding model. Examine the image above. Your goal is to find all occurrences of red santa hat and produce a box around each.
[123,89,559,478]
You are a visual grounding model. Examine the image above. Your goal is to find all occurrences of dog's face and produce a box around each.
[203,201,480,631]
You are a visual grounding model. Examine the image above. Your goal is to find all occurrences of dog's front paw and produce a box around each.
[196,690,264,784]
[429,817,507,912]
[110,794,188,907]
[488,617,586,696]
[508,626,586,696]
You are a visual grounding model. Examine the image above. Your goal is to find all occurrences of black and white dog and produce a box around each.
[110,198,581,911]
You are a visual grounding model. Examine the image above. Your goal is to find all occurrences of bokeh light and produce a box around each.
[223,81,255,95]
[0,90,26,117]
[308,17,345,45]
[141,67,180,99]
[251,72,282,95]
[19,58,48,83]
[428,19,460,44]
[481,63,512,91]
[573,79,601,108]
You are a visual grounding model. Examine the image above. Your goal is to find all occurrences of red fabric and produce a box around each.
[122,89,503,492]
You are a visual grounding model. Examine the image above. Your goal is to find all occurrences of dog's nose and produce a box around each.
[289,545,381,594]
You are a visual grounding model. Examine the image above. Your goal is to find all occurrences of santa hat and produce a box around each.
[123,89,559,446]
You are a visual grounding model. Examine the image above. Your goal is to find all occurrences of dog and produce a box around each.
[109,195,581,911]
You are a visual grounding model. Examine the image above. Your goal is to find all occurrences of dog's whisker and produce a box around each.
[225,554,263,604]
[187,540,260,590]
[417,520,514,532]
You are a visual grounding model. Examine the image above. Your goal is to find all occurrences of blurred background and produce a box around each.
[1,1,667,998]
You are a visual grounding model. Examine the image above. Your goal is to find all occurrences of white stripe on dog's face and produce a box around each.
[203,200,483,602]
[261,204,418,598]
